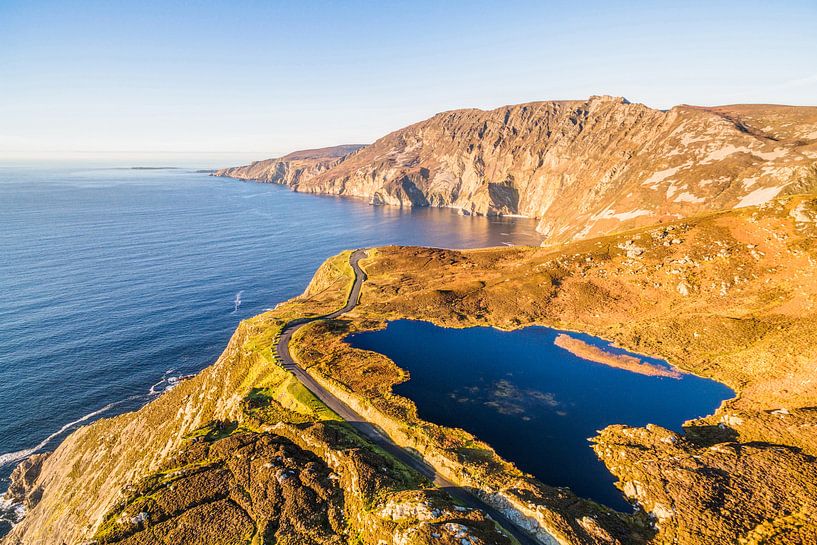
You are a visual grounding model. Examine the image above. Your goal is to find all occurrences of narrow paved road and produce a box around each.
[276,249,546,545]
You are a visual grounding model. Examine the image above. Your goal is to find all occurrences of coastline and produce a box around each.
[214,172,541,224]
[5,197,817,544]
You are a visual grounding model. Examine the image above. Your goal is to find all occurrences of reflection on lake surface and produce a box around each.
[346,320,733,511]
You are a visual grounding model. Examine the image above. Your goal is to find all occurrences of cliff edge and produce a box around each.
[215,97,817,243]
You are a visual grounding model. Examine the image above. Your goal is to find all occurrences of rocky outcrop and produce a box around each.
[215,97,817,243]
[593,424,817,545]
[213,144,365,185]
[5,454,46,504]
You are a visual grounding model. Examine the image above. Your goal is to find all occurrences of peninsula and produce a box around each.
[554,334,682,379]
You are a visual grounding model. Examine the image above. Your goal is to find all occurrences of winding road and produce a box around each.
[275,249,547,545]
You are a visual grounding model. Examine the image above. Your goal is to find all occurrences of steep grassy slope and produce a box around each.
[3,251,514,545]
[215,97,817,243]
[0,252,352,544]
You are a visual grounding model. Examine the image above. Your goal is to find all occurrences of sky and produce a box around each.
[1,0,816,166]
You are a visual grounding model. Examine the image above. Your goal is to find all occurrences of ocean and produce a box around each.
[0,165,540,526]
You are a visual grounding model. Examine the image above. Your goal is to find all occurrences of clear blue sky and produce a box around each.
[2,0,816,165]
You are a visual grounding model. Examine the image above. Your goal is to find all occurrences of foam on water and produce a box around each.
[232,290,244,313]
[0,364,197,472]
[148,369,195,395]
[0,496,25,528]
[0,396,140,467]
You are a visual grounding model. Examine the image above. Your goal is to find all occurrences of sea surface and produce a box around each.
[0,166,541,531]
[347,320,733,511]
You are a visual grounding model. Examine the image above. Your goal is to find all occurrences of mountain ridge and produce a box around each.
[215,96,817,243]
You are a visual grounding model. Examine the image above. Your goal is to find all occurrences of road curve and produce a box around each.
[276,249,546,545]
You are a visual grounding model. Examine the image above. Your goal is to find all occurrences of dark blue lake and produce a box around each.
[0,165,542,532]
[346,320,733,511]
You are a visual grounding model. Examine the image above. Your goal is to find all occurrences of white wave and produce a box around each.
[0,496,25,525]
[164,374,195,392]
[0,395,141,467]
[148,368,178,395]
[0,449,33,469]
[148,378,165,395]
[232,290,244,313]
[148,372,195,396]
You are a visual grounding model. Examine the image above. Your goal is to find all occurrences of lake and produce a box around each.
[0,166,541,531]
[346,320,733,511]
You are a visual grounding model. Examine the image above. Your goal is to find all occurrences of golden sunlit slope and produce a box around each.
[290,195,817,544]
[7,197,817,545]
[216,97,817,244]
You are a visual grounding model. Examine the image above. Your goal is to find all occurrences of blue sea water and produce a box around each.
[0,165,541,522]
[347,320,733,511]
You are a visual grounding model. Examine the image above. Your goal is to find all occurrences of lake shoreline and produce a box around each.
[554,333,683,379]
[348,319,731,510]
[0,166,542,500]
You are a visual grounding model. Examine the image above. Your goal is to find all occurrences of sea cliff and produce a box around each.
[215,97,817,243]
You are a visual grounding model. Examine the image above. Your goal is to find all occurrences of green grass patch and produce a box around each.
[184,420,239,442]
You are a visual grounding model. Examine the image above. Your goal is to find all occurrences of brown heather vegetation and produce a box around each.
[5,252,513,545]
[289,195,817,544]
[6,197,817,545]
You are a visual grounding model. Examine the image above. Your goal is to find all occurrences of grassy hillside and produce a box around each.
[291,196,817,545]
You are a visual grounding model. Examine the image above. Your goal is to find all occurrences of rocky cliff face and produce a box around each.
[214,144,365,186]
[215,97,817,243]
